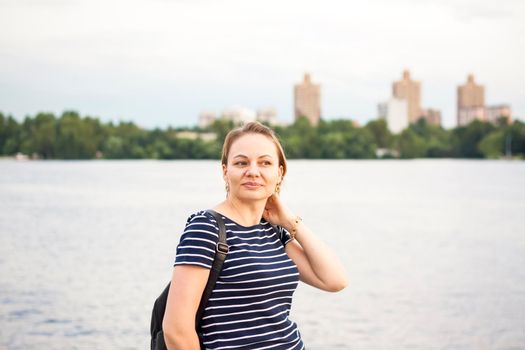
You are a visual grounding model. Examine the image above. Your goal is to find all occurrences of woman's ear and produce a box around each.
[222,163,228,182]
[278,165,284,181]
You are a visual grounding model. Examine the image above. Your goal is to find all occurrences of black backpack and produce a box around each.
[150,210,229,350]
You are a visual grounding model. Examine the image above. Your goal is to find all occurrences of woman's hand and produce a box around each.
[263,193,294,229]
[263,193,348,293]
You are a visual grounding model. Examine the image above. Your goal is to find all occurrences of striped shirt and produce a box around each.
[174,210,305,350]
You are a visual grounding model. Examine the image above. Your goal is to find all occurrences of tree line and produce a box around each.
[1,110,524,160]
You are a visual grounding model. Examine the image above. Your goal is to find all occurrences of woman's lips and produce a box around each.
[242,182,263,189]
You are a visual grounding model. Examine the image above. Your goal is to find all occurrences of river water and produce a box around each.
[1,159,524,349]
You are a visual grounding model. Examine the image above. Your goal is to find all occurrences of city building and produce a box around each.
[485,105,512,124]
[198,111,216,128]
[377,97,408,134]
[457,74,512,126]
[421,108,442,126]
[221,105,257,124]
[256,107,278,125]
[393,70,422,123]
[379,69,442,130]
[294,73,321,125]
[198,106,281,128]
[457,74,485,126]
[458,106,485,126]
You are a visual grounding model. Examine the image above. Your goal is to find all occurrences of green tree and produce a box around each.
[55,111,105,159]
[103,121,148,159]
[495,120,525,158]
[479,130,505,158]
[0,113,22,155]
[143,128,172,159]
[396,128,427,158]
[452,120,495,158]
[103,136,126,158]
[320,132,346,158]
[282,117,321,158]
[20,112,57,158]
[409,119,453,157]
[0,112,6,153]
[364,119,392,148]
[340,128,376,158]
[209,119,235,146]
[507,120,525,157]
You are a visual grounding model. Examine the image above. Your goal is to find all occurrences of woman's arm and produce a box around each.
[263,194,348,292]
[163,265,210,350]
[283,219,348,292]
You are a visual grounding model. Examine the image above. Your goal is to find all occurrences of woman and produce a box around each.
[163,121,347,349]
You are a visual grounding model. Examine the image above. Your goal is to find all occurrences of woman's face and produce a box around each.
[223,133,283,202]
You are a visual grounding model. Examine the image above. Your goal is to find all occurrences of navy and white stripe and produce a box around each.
[174,210,305,350]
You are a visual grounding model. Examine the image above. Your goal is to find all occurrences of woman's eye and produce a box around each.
[234,161,247,166]
[261,161,272,166]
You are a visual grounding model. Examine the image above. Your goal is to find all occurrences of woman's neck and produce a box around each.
[217,197,266,227]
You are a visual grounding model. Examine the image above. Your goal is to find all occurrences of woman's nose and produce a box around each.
[245,162,260,176]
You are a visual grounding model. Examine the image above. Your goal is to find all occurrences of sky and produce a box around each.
[1,0,524,129]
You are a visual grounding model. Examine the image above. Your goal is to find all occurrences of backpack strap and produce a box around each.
[195,209,229,330]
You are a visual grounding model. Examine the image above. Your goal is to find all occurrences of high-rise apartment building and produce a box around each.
[380,69,441,130]
[294,73,321,125]
[485,105,512,124]
[421,108,442,126]
[393,70,422,123]
[458,106,485,126]
[221,105,257,124]
[457,74,485,126]
[256,107,278,125]
[378,97,408,134]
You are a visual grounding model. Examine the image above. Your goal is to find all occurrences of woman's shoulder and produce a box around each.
[185,209,216,222]
[183,209,219,233]
[175,210,219,269]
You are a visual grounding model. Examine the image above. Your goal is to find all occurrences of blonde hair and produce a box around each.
[221,122,287,177]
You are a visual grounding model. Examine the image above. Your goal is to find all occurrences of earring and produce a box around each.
[225,182,230,193]
[275,182,281,194]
